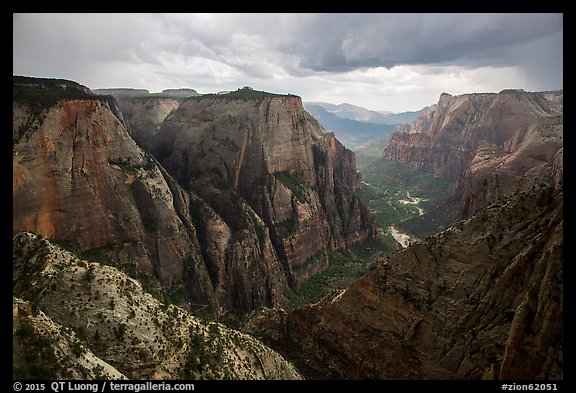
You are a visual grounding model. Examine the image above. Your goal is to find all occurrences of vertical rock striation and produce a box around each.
[113,97,182,152]
[383,90,563,217]
[13,78,375,317]
[13,78,197,288]
[247,186,562,380]
[145,90,377,287]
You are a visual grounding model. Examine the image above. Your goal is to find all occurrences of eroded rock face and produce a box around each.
[383,90,563,216]
[13,296,128,380]
[13,232,302,380]
[145,93,376,286]
[13,88,195,287]
[459,114,563,216]
[246,186,563,380]
[13,78,375,317]
[113,97,182,152]
[12,78,289,317]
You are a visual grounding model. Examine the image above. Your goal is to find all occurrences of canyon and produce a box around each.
[382,90,563,218]
[243,90,564,380]
[245,185,563,379]
[13,78,376,321]
[13,76,563,381]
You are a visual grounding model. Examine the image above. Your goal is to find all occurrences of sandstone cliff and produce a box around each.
[245,185,562,379]
[12,77,282,317]
[142,89,377,286]
[383,90,563,216]
[113,97,182,152]
[13,232,302,380]
[13,77,375,318]
[94,88,199,153]
[13,77,196,286]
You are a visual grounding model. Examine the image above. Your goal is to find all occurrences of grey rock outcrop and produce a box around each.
[13,232,302,380]
[142,90,377,286]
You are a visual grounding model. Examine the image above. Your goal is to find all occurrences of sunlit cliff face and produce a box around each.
[383,90,562,217]
[13,79,375,318]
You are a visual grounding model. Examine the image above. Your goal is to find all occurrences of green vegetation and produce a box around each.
[93,88,199,99]
[281,238,396,310]
[13,319,59,379]
[355,140,392,166]
[359,185,419,228]
[13,76,102,109]
[292,248,327,275]
[199,86,292,101]
[274,218,297,239]
[90,88,151,98]
[183,323,227,378]
[273,171,308,203]
[163,283,187,305]
[13,76,108,145]
[357,158,458,238]
[49,240,174,305]
[107,153,156,174]
[50,240,123,268]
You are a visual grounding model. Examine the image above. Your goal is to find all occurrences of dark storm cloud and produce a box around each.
[13,13,562,76]
[13,13,562,111]
[278,13,563,71]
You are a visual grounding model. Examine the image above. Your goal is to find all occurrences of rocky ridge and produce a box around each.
[12,77,375,318]
[383,90,563,217]
[13,232,302,380]
[95,88,199,153]
[131,88,377,287]
[245,185,563,380]
[13,77,206,293]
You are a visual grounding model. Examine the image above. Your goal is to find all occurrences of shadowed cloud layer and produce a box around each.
[13,13,562,112]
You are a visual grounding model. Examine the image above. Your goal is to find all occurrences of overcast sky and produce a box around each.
[13,13,563,112]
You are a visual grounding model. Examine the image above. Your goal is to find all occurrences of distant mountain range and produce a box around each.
[305,102,424,124]
[304,102,424,150]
